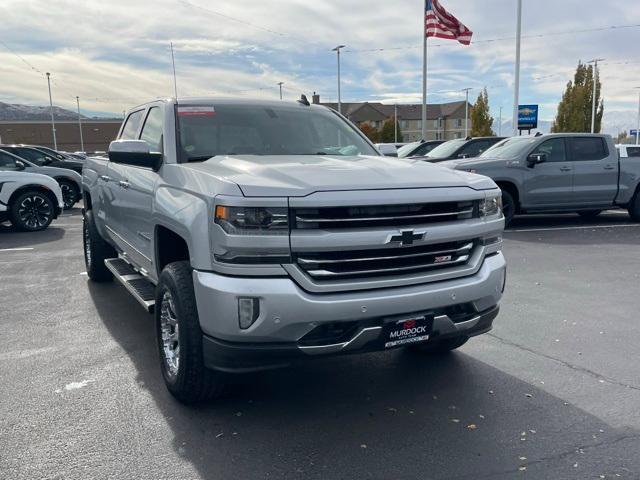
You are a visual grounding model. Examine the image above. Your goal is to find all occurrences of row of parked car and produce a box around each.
[0,145,88,231]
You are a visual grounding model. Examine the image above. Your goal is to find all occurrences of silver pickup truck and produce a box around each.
[439,134,640,225]
[82,98,506,403]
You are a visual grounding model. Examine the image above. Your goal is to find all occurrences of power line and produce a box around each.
[347,23,640,53]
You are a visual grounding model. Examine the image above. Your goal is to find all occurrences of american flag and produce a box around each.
[425,0,473,45]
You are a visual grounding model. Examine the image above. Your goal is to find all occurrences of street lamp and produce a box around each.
[461,88,472,137]
[46,72,57,149]
[587,58,605,134]
[277,82,284,100]
[76,96,84,153]
[332,45,346,114]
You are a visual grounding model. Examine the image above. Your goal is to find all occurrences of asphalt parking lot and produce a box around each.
[1,209,639,479]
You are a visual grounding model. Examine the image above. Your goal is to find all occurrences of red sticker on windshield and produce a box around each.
[177,106,216,117]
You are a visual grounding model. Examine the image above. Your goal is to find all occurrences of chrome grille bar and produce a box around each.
[295,208,473,224]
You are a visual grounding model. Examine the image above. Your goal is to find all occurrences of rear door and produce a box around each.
[521,137,575,208]
[569,137,618,206]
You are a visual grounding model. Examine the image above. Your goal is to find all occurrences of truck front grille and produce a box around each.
[294,239,476,280]
[293,201,478,230]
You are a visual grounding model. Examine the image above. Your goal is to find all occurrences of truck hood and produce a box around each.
[183,154,497,196]
[439,157,512,170]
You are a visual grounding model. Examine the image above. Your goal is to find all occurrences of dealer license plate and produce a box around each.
[384,315,433,348]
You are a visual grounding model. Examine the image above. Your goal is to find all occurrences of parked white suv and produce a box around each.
[616,144,640,158]
[0,171,64,231]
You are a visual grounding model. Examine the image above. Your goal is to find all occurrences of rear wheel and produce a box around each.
[58,179,79,210]
[501,189,516,226]
[9,190,54,232]
[156,261,226,404]
[628,192,640,222]
[408,335,469,354]
[577,210,602,219]
[83,209,116,282]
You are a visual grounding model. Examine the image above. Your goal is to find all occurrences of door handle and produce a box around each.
[118,180,130,189]
[603,165,616,170]
[99,175,111,182]
[559,167,572,172]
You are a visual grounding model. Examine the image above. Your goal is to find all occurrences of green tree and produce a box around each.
[358,123,380,143]
[470,88,494,137]
[552,61,604,133]
[379,118,403,143]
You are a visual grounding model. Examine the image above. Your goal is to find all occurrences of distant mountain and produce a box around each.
[494,119,552,136]
[0,102,86,121]
[602,110,638,137]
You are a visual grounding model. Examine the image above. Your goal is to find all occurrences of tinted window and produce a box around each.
[460,140,490,158]
[0,151,19,168]
[120,110,145,140]
[481,137,537,159]
[532,138,567,163]
[425,139,466,159]
[139,107,163,152]
[8,147,48,166]
[569,137,607,161]
[626,147,640,158]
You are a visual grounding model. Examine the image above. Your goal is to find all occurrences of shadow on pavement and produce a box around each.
[88,281,639,480]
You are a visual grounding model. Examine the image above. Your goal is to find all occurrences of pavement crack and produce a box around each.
[487,333,640,392]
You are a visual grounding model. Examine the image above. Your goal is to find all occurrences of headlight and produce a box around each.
[480,194,503,218]
[215,206,289,235]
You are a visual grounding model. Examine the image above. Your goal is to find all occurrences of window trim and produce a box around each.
[138,106,164,154]
[119,108,146,141]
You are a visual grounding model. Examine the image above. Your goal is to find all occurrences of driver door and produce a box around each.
[522,137,575,208]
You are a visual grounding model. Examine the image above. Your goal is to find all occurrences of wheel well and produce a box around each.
[155,226,190,275]
[8,185,58,211]
[495,181,520,212]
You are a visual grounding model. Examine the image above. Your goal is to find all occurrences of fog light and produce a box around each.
[238,297,260,329]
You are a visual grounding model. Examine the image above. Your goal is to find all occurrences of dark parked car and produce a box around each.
[418,137,506,163]
[396,140,445,158]
[0,145,83,174]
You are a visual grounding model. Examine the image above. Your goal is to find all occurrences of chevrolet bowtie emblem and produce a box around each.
[388,230,424,246]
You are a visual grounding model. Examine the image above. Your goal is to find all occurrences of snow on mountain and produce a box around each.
[0,102,86,121]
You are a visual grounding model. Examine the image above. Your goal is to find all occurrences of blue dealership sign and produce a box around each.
[631,129,639,137]
[518,105,539,130]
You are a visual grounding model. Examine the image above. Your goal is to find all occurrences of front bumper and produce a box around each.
[193,252,506,371]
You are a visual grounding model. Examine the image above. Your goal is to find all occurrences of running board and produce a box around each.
[104,258,156,313]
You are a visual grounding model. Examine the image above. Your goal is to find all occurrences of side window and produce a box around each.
[139,107,163,152]
[461,141,488,158]
[532,138,567,163]
[0,151,18,168]
[120,110,145,140]
[569,137,607,161]
[626,147,640,158]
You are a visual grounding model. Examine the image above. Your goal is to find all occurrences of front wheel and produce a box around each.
[156,261,226,404]
[501,190,516,226]
[408,336,469,355]
[578,210,602,219]
[83,210,116,282]
[9,190,55,231]
[629,192,640,222]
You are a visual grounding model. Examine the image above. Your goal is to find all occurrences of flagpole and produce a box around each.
[512,0,522,136]
[422,0,428,141]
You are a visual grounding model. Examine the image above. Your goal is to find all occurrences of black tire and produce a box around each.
[578,210,602,219]
[58,179,79,210]
[156,261,225,404]
[501,189,516,226]
[83,210,116,282]
[628,191,640,222]
[408,336,469,354]
[9,190,55,232]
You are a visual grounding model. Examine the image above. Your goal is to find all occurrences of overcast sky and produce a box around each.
[1,0,639,132]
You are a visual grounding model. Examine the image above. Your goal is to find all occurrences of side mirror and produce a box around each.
[108,140,162,171]
[527,153,546,167]
[15,160,26,171]
[42,156,53,165]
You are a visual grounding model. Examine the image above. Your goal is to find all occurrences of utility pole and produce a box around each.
[332,45,345,114]
[277,82,284,100]
[76,96,84,153]
[461,88,472,137]
[512,0,522,137]
[588,58,605,133]
[499,106,503,136]
[394,104,398,143]
[46,72,57,149]
[170,42,178,99]
[634,87,640,145]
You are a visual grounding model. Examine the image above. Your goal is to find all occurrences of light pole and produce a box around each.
[512,0,522,137]
[332,45,346,114]
[588,58,605,133]
[394,104,398,143]
[635,87,640,145]
[46,72,57,149]
[499,106,503,136]
[277,82,284,100]
[461,88,472,137]
[76,96,84,153]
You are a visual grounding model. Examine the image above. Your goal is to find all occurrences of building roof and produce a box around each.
[321,101,470,121]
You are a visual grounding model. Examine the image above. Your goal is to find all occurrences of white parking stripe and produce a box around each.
[0,247,35,252]
[507,224,640,233]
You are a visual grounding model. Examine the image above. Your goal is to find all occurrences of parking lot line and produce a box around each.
[0,247,35,252]
[507,224,640,233]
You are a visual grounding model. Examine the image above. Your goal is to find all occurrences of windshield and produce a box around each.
[480,137,538,159]
[7,147,49,166]
[396,142,420,158]
[425,139,466,159]
[177,104,378,161]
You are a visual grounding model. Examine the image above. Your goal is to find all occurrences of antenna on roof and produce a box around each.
[298,94,310,106]
[170,42,178,100]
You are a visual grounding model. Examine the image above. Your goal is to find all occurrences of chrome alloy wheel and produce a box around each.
[160,291,180,378]
[60,183,76,209]
[17,194,52,229]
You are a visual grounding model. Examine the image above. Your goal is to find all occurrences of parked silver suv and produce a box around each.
[82,98,506,403]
